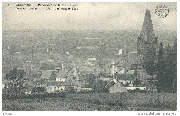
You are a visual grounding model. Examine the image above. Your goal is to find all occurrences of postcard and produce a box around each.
[2,2,177,114]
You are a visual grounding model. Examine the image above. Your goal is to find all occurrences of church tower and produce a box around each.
[137,10,158,63]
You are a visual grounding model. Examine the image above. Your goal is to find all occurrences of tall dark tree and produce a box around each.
[163,44,174,92]
[137,10,158,84]
[172,39,177,93]
[5,68,26,96]
[142,47,156,76]
[156,42,177,93]
[156,43,165,92]
[142,44,157,93]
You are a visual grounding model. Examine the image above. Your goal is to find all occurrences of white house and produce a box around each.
[111,63,126,75]
[46,84,65,93]
[45,67,82,93]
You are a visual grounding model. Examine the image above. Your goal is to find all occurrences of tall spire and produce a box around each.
[140,9,155,42]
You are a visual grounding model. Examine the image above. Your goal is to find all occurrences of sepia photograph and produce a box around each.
[2,2,177,112]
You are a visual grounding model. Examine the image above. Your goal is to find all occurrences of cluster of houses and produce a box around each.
[2,48,155,95]
[19,57,154,95]
[98,61,149,93]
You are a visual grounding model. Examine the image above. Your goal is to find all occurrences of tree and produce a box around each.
[32,87,46,94]
[166,42,177,93]
[142,46,156,76]
[163,44,175,92]
[156,42,177,93]
[142,44,157,92]
[172,39,177,93]
[85,73,96,88]
[5,68,26,96]
[92,80,109,93]
[156,43,165,92]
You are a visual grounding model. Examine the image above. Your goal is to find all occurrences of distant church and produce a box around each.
[137,10,158,63]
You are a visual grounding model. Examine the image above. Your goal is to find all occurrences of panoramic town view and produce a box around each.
[2,3,177,111]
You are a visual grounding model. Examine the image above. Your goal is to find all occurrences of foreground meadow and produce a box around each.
[2,93,177,111]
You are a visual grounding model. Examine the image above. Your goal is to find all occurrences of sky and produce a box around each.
[2,2,177,31]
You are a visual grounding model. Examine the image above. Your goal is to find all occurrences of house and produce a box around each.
[115,74,134,86]
[109,82,127,93]
[105,78,127,93]
[55,68,70,82]
[44,67,82,93]
[111,72,147,92]
[46,81,66,93]
[46,78,81,93]
[110,62,127,75]
[115,66,126,74]
[102,77,127,93]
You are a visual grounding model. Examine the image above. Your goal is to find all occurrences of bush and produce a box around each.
[91,98,102,105]
[31,87,46,94]
[47,92,67,98]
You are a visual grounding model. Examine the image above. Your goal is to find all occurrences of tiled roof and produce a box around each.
[56,69,69,79]
[40,70,55,79]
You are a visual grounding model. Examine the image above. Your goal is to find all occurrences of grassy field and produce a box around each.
[2,93,177,111]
